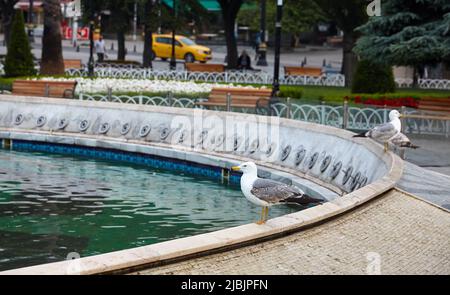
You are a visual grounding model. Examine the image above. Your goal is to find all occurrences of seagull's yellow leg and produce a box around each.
[264,206,269,222]
[384,142,388,153]
[256,207,265,225]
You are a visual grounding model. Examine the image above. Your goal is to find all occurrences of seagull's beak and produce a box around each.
[399,114,403,118]
[231,166,241,171]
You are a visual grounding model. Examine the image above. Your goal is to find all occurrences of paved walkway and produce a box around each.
[132,190,450,275]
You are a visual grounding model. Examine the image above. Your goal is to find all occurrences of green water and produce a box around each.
[0,149,299,271]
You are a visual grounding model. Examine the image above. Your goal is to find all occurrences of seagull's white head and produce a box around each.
[389,110,401,121]
[231,162,258,175]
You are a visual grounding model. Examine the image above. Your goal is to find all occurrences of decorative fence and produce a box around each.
[79,93,450,137]
[67,68,346,87]
[66,67,450,90]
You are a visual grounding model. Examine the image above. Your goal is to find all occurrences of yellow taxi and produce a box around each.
[151,34,212,63]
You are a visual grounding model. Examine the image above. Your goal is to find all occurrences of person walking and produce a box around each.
[254,32,261,61]
[95,36,107,62]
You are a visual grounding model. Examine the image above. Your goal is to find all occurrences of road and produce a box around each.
[0,36,343,73]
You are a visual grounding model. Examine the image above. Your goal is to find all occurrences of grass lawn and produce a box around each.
[281,85,450,104]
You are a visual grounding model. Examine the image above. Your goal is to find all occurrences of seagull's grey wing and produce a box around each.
[251,178,302,203]
[367,122,398,142]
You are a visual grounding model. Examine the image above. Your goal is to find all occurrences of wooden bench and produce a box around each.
[284,66,322,77]
[196,87,272,110]
[185,63,225,73]
[418,98,450,114]
[63,59,83,70]
[12,80,77,98]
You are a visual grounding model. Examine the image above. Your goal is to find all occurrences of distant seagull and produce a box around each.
[231,162,323,224]
[390,132,420,149]
[353,109,402,152]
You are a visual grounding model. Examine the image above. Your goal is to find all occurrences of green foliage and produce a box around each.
[352,60,396,94]
[3,10,35,77]
[313,0,368,33]
[237,0,325,36]
[354,0,450,66]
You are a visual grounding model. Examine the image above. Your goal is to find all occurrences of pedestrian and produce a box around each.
[95,36,107,62]
[254,32,261,61]
[237,50,253,70]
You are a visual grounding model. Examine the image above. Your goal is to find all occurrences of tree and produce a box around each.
[218,0,244,69]
[238,0,324,48]
[0,0,20,47]
[354,0,450,83]
[140,0,159,68]
[40,0,65,75]
[314,0,368,86]
[80,0,128,61]
[4,10,35,77]
[108,0,133,61]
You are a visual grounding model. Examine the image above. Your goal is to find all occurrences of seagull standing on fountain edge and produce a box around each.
[231,162,323,225]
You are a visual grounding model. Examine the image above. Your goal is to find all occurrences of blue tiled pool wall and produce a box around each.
[1,139,242,185]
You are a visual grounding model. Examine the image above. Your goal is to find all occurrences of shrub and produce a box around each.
[4,11,36,77]
[351,60,395,94]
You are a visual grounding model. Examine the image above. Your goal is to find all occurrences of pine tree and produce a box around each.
[4,10,36,77]
[354,0,450,67]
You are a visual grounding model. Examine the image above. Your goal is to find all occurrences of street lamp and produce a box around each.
[271,0,283,97]
[256,0,268,66]
[169,0,177,70]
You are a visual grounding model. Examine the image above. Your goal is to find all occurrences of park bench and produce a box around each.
[284,66,322,77]
[63,59,83,70]
[12,80,77,99]
[185,63,225,73]
[326,36,343,47]
[196,87,272,111]
[418,97,450,114]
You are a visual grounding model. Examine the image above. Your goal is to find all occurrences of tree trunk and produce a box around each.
[218,1,243,69]
[117,31,126,61]
[342,31,358,87]
[40,0,64,75]
[142,0,154,68]
[0,0,19,46]
[223,16,238,68]
[142,26,153,68]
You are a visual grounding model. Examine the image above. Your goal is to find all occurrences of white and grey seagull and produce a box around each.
[353,109,402,152]
[390,132,419,149]
[231,162,323,224]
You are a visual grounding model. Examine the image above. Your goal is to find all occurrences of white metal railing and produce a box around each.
[78,93,450,136]
[65,67,450,90]
[67,68,346,87]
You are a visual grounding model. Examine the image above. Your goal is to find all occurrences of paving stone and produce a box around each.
[133,190,450,275]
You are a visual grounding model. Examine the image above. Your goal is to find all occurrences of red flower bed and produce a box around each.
[346,95,419,108]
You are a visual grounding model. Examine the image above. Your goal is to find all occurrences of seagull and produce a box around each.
[390,132,419,149]
[231,162,323,225]
[353,109,402,152]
